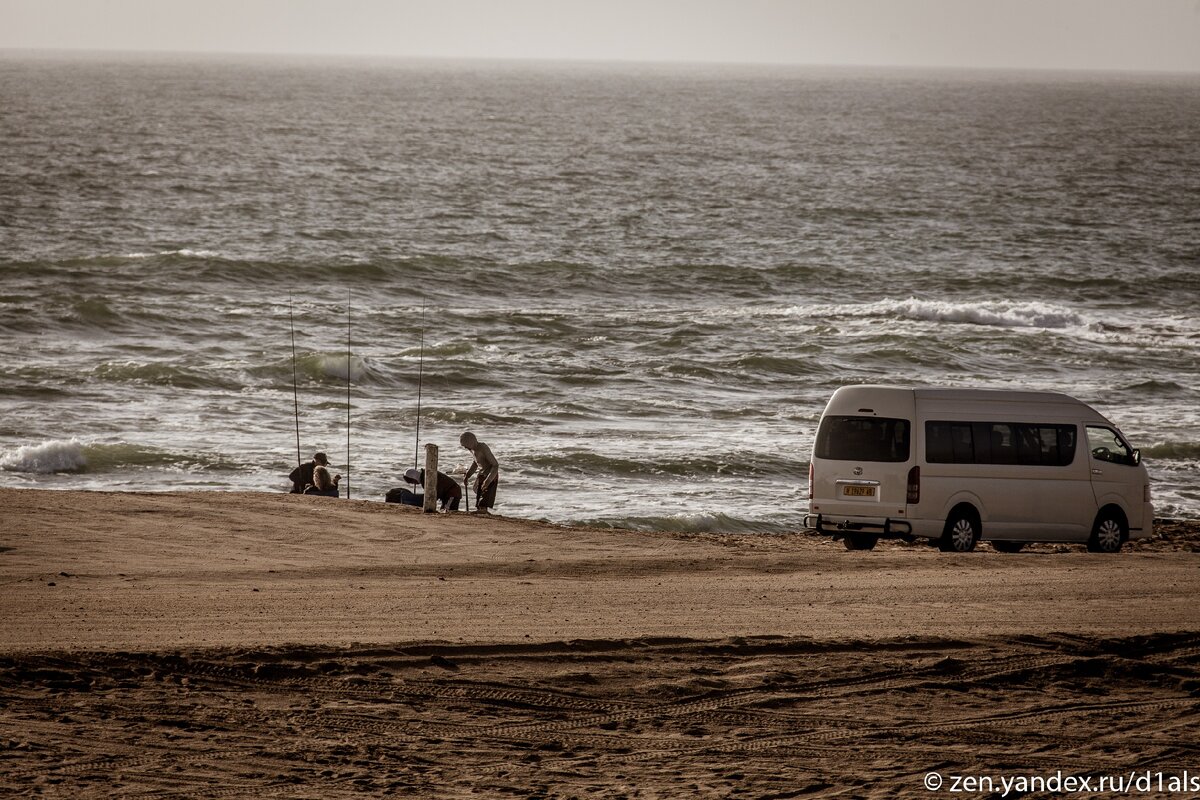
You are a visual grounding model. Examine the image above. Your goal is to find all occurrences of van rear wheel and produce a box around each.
[991,541,1025,553]
[939,511,979,552]
[843,533,878,551]
[1087,511,1127,553]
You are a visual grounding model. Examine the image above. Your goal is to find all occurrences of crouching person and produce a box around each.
[385,468,462,511]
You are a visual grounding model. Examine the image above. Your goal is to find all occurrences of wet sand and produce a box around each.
[2,489,1198,797]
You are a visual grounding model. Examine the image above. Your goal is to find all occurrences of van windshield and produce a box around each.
[815,416,911,463]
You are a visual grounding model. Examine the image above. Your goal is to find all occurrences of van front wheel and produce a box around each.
[939,511,979,553]
[1087,511,1127,553]
[843,533,878,551]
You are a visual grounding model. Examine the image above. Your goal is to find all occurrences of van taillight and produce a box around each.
[808,463,814,500]
[1145,484,1151,503]
[906,466,920,504]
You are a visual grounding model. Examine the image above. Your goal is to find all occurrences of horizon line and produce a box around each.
[3,45,1199,78]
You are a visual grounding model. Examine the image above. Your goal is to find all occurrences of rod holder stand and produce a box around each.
[422,444,439,513]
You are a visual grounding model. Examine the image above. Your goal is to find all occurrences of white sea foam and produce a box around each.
[0,439,87,473]
[695,298,1089,330]
[879,298,1087,328]
[122,249,224,259]
[781,297,1089,329]
[172,249,223,258]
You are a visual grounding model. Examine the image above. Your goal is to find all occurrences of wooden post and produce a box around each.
[423,443,438,513]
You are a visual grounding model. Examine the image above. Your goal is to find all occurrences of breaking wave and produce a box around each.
[1142,442,1200,460]
[415,407,531,426]
[0,439,88,473]
[0,439,247,474]
[248,353,393,387]
[93,361,244,391]
[793,298,1089,329]
[1119,380,1189,395]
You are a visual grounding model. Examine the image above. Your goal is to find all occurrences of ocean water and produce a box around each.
[2,52,1199,530]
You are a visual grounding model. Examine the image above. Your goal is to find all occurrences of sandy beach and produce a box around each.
[2,488,1198,797]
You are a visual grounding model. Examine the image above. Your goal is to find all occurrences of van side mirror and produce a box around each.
[1132,449,1141,466]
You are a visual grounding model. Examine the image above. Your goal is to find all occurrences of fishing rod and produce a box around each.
[413,301,426,473]
[346,289,352,501]
[289,294,301,473]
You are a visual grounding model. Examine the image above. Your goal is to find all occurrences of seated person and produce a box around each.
[303,464,341,497]
[289,452,329,494]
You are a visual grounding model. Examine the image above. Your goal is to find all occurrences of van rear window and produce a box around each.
[815,416,911,463]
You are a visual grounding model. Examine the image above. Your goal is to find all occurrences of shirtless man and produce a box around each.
[460,431,499,513]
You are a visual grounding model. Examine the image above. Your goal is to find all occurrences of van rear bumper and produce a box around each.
[803,513,914,540]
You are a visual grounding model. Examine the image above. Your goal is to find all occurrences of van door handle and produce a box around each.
[1091,469,1103,475]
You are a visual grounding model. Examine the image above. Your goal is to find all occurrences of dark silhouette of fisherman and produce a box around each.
[289,452,329,494]
[385,468,462,511]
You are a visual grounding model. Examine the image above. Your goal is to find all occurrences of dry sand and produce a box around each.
[2,488,1198,797]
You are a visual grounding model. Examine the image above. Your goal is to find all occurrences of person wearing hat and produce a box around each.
[288,452,329,494]
[385,467,462,511]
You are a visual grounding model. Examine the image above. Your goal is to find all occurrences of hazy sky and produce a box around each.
[3,0,1199,72]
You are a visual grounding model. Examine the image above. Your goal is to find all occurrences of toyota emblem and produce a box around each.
[852,467,863,476]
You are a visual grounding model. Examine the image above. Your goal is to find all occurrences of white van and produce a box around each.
[804,386,1153,553]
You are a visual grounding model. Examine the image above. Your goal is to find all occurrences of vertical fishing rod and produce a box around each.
[346,289,352,501]
[289,294,301,472]
[413,301,426,473]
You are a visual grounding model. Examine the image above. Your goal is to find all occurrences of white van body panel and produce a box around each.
[808,386,1153,545]
[1086,425,1149,533]
[915,488,987,540]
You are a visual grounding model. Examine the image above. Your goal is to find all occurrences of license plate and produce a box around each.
[843,486,876,498]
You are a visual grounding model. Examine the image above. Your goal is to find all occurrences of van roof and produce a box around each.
[912,387,1082,404]
[826,385,1112,424]
[831,385,1083,404]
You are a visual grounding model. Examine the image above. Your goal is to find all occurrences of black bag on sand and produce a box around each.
[385,487,422,507]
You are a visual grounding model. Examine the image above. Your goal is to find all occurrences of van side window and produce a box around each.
[1086,426,1135,466]
[815,416,910,463]
[925,422,1076,466]
[987,424,1018,464]
[925,422,974,463]
[1017,424,1078,466]
[1058,426,1078,465]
